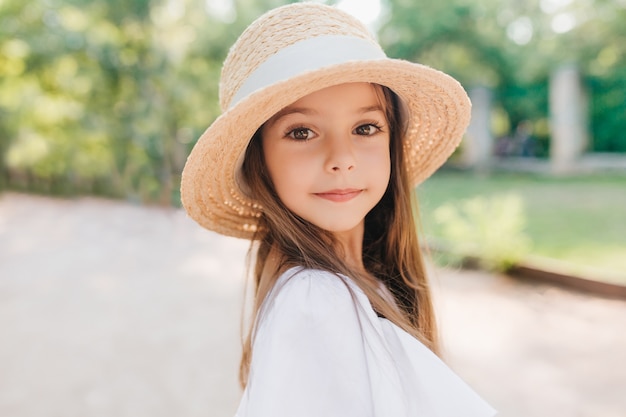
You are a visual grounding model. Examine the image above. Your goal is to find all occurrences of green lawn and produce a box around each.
[416,171,626,284]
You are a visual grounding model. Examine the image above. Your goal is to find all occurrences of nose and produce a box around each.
[324,133,356,173]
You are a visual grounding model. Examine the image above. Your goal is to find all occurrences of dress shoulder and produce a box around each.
[236,267,376,417]
[261,267,363,324]
[235,267,497,417]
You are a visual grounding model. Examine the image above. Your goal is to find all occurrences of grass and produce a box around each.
[416,171,626,284]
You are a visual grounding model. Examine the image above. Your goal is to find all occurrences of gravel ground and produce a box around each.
[1,192,624,417]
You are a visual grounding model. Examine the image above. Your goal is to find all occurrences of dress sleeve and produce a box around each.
[234,269,375,417]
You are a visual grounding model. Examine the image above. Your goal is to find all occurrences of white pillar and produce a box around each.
[463,86,493,172]
[549,65,589,174]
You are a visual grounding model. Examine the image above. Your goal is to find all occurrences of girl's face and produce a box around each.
[261,82,391,237]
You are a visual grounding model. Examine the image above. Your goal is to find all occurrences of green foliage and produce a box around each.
[588,69,626,152]
[380,0,626,154]
[1,0,625,203]
[432,194,531,271]
[419,172,626,282]
[0,0,294,203]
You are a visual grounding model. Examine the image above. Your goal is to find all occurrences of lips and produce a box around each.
[314,189,362,202]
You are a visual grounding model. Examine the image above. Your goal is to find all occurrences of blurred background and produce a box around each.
[1,0,625,416]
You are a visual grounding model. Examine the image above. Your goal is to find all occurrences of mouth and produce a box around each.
[314,189,363,202]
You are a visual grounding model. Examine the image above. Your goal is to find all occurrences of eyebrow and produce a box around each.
[269,107,317,123]
[267,103,385,128]
[358,104,385,114]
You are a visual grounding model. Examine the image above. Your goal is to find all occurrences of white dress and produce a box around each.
[235,267,497,417]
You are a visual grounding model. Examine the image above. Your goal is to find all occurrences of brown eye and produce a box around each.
[354,124,380,136]
[288,127,314,140]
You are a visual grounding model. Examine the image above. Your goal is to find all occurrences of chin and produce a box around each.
[315,220,365,235]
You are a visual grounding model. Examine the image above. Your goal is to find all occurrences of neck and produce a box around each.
[333,222,366,273]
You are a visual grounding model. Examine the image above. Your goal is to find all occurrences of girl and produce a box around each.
[181,3,496,416]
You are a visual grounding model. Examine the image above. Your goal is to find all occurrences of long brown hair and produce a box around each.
[238,84,439,388]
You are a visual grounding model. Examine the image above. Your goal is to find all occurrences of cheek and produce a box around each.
[380,157,392,192]
[263,142,313,198]
[362,143,391,184]
[262,136,283,185]
[380,147,392,177]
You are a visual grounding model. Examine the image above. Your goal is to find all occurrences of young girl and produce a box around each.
[181,3,496,416]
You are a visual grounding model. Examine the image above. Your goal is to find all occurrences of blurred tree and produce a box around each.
[379,0,509,87]
[1,0,623,203]
[379,0,626,154]
[0,0,294,203]
[581,2,626,152]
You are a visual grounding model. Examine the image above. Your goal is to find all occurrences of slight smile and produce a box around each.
[314,189,363,202]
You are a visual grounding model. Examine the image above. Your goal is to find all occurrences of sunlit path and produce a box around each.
[1,193,624,417]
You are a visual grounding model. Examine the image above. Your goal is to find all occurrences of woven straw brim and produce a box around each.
[181,59,471,239]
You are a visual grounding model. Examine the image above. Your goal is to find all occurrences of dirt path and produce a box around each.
[1,193,624,417]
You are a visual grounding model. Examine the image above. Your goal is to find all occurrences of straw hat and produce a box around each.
[181,2,471,239]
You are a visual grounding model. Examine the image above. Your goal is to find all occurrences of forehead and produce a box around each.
[290,82,384,107]
[267,82,387,124]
